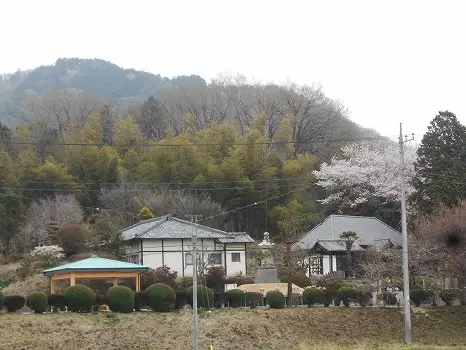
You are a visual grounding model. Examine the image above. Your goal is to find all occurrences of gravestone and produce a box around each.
[255,232,280,283]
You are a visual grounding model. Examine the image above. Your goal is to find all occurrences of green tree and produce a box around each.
[114,116,145,155]
[414,111,466,213]
[0,194,23,254]
[100,105,115,146]
[137,206,154,221]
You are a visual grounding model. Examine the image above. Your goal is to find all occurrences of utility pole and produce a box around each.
[399,123,414,344]
[186,215,202,350]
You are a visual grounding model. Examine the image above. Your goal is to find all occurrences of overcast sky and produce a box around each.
[1,0,465,138]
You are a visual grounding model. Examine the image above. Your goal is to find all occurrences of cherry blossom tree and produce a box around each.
[313,140,417,227]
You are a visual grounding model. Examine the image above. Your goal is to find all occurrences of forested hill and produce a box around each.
[0,58,204,120]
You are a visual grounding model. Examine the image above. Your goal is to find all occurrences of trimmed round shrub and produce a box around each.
[64,284,96,312]
[266,290,285,309]
[213,292,229,308]
[146,283,176,312]
[410,289,429,307]
[27,292,48,314]
[48,294,66,311]
[186,285,214,309]
[135,291,149,311]
[4,295,25,312]
[440,289,462,306]
[228,289,245,308]
[0,291,4,309]
[303,288,325,306]
[337,287,356,307]
[107,286,134,313]
[355,290,371,307]
[246,292,264,307]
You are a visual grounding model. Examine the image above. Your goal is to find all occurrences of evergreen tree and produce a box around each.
[414,111,466,213]
[100,105,115,146]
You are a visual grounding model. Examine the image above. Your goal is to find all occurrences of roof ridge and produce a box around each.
[169,216,232,237]
[134,215,171,238]
[122,215,167,231]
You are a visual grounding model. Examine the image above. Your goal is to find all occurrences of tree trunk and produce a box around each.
[286,242,292,307]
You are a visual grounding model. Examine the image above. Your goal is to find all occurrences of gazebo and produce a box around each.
[42,255,149,294]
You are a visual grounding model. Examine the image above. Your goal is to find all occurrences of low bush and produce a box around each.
[410,289,429,307]
[4,295,25,312]
[440,289,462,306]
[64,284,96,312]
[266,290,285,309]
[303,288,325,306]
[107,286,134,313]
[0,291,4,309]
[134,291,149,311]
[228,289,245,307]
[246,292,264,307]
[380,292,397,306]
[186,285,214,309]
[26,292,48,314]
[355,290,371,307]
[175,291,188,309]
[213,292,229,308]
[48,294,66,311]
[337,287,356,307]
[146,283,176,312]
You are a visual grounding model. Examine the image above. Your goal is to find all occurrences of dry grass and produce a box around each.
[2,274,49,296]
[0,307,464,349]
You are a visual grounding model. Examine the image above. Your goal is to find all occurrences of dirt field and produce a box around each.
[0,307,464,350]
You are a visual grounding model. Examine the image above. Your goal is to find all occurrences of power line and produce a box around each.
[4,135,404,148]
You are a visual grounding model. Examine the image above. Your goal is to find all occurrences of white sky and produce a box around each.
[1,0,465,138]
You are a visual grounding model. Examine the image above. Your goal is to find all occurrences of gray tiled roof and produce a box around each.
[315,239,365,252]
[294,215,402,250]
[218,232,255,243]
[121,215,254,243]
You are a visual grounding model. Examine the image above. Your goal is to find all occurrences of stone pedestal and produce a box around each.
[255,266,280,283]
[255,232,280,284]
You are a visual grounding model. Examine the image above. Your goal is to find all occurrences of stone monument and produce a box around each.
[255,232,280,283]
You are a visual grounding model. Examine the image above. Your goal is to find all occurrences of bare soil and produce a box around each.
[0,307,464,350]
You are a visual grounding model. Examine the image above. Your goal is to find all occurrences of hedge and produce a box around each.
[228,289,245,308]
[214,292,229,308]
[48,294,66,311]
[303,288,325,306]
[27,292,48,314]
[246,292,263,307]
[410,289,429,307]
[337,287,356,307]
[4,295,25,312]
[146,283,176,312]
[355,290,371,307]
[135,291,149,311]
[65,284,96,312]
[186,285,214,309]
[266,290,285,309]
[440,289,462,306]
[107,286,134,313]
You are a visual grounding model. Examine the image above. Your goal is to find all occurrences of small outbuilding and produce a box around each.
[42,255,149,294]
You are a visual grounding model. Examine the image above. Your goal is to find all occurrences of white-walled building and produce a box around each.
[121,215,254,277]
[294,215,402,276]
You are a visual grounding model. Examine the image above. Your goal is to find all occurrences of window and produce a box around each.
[185,253,193,265]
[231,253,241,262]
[208,253,222,265]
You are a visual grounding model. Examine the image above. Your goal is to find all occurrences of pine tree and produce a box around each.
[414,111,466,213]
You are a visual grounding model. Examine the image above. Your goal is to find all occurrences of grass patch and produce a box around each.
[0,307,464,349]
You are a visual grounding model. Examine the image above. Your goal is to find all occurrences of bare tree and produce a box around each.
[16,194,84,252]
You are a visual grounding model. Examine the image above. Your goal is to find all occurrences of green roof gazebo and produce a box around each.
[42,255,149,294]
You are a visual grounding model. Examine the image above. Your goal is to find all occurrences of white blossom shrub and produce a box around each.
[30,245,65,266]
